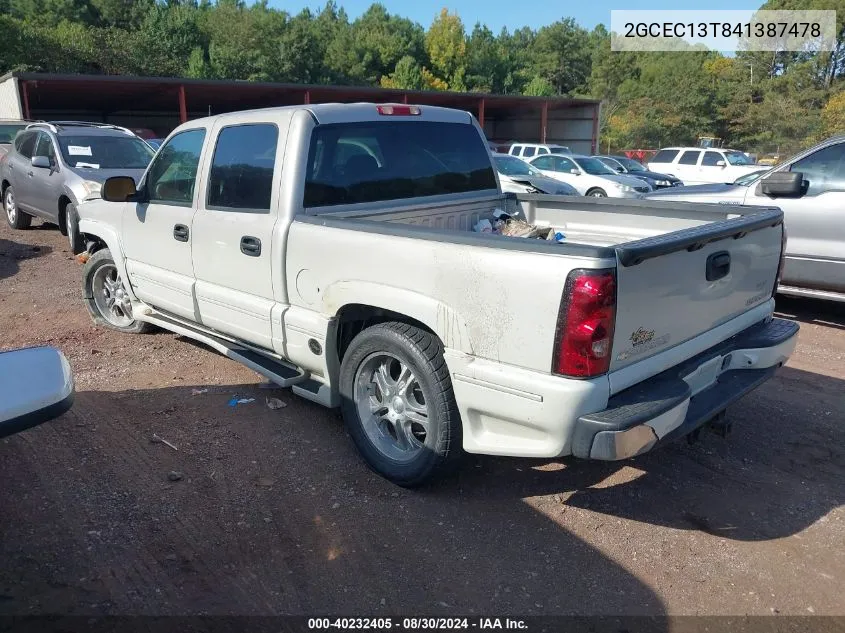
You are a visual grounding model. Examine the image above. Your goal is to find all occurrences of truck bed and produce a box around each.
[309,193,753,251]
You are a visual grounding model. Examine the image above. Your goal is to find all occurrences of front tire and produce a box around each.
[65,203,84,255]
[587,188,607,197]
[83,249,151,334]
[339,322,462,487]
[4,186,32,230]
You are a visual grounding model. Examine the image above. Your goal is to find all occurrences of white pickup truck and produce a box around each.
[77,103,798,486]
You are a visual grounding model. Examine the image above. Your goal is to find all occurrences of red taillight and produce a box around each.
[553,269,617,378]
[376,104,421,116]
[774,225,787,296]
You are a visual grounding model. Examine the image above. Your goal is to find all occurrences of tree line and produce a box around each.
[2,0,845,154]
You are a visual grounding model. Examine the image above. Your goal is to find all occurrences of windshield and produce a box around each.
[573,157,616,175]
[58,135,155,169]
[726,151,755,166]
[733,169,769,185]
[494,155,540,177]
[617,157,646,172]
[0,124,26,144]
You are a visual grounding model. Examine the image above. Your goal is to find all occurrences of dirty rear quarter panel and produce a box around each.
[285,219,609,373]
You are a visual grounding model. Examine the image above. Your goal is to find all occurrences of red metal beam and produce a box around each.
[304,90,311,104]
[402,94,408,104]
[540,101,548,143]
[478,98,485,128]
[178,85,187,123]
[21,80,31,120]
[592,103,599,154]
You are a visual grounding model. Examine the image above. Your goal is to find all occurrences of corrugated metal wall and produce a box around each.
[0,78,22,119]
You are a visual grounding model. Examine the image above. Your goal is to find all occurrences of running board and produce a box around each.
[778,285,845,303]
[140,312,309,388]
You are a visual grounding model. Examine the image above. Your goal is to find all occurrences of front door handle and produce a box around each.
[27,171,34,177]
[173,224,189,242]
[240,236,261,257]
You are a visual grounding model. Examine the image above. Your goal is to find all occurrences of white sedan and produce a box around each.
[527,153,652,197]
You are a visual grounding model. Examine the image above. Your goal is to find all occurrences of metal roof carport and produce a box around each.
[0,72,600,152]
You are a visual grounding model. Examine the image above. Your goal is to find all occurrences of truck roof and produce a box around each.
[187,102,475,127]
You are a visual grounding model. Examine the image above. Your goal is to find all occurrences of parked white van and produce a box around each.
[648,147,760,185]
[508,143,571,160]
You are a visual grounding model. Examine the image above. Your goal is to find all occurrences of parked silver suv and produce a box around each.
[1,122,155,253]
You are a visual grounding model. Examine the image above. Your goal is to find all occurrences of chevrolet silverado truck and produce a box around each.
[76,103,798,486]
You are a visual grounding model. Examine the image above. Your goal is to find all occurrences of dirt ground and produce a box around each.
[0,219,843,619]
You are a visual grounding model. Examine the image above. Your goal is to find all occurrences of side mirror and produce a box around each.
[715,160,726,167]
[31,155,51,169]
[570,169,581,175]
[0,347,74,439]
[615,166,625,173]
[102,176,138,202]
[758,171,804,198]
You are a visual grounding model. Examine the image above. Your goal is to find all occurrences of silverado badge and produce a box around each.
[629,327,656,347]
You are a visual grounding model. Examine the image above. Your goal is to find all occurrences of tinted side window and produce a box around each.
[790,143,845,196]
[304,121,497,208]
[532,155,554,170]
[538,147,549,154]
[207,124,278,211]
[146,129,206,205]
[556,157,576,172]
[678,150,701,165]
[651,149,679,163]
[701,151,723,166]
[34,133,56,162]
[15,132,36,159]
[523,147,536,158]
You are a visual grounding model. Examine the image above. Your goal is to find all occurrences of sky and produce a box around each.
[268,0,764,32]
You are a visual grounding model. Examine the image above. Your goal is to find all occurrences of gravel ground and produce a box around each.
[0,218,843,619]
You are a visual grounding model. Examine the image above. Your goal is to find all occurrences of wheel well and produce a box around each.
[335,304,436,363]
[57,195,72,234]
[1,179,9,195]
[586,187,605,194]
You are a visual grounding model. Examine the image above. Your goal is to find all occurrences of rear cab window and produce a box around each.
[651,149,679,164]
[678,150,702,165]
[304,121,497,209]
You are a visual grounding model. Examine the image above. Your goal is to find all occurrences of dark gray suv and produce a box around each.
[1,122,154,253]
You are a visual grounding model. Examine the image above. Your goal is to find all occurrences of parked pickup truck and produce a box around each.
[76,103,798,486]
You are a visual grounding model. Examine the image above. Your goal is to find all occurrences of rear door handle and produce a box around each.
[706,251,731,281]
[240,236,261,257]
[173,224,189,242]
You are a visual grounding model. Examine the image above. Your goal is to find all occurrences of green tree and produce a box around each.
[379,55,424,90]
[529,18,591,95]
[425,8,467,90]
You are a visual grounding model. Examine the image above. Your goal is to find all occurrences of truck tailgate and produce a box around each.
[610,209,783,380]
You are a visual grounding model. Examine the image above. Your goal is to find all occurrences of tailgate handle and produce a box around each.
[706,251,731,281]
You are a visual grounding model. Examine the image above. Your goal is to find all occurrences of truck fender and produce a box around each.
[76,218,135,301]
[322,280,474,354]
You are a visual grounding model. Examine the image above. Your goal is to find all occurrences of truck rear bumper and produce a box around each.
[571,317,799,460]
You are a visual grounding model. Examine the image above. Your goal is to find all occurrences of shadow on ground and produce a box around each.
[0,238,52,281]
[1,360,843,617]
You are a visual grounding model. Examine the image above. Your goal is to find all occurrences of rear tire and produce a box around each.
[65,202,84,255]
[587,188,607,197]
[339,321,462,487]
[4,186,32,230]
[83,248,152,334]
